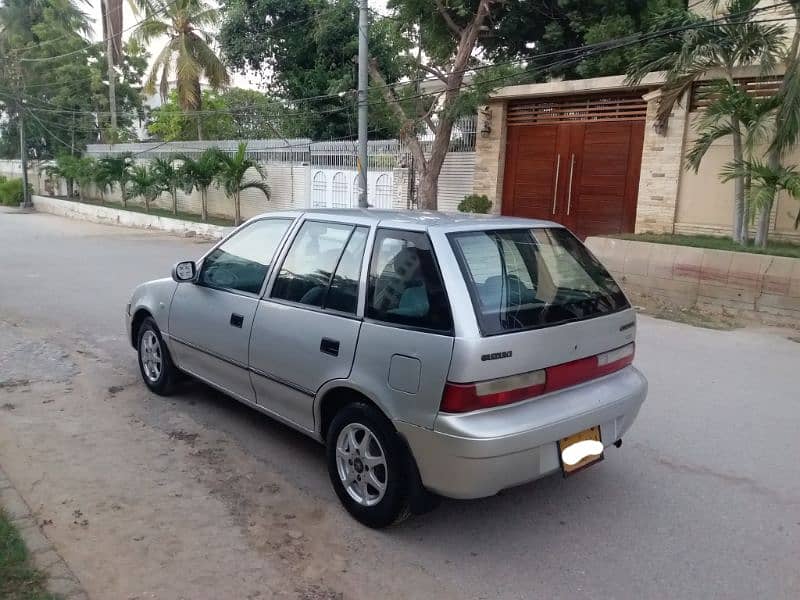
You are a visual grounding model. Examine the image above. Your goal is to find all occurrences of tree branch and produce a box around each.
[408,57,448,84]
[435,0,463,37]
[368,59,427,170]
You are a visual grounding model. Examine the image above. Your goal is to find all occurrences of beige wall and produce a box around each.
[675,114,800,242]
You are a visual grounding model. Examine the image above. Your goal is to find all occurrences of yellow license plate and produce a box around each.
[558,426,604,476]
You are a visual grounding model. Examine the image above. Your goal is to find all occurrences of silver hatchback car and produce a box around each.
[127,209,646,527]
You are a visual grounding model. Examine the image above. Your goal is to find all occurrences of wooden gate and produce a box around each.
[502,93,646,238]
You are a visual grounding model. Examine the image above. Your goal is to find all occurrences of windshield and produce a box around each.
[449,227,629,335]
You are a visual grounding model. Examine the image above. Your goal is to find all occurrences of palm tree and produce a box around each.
[758,1,800,245]
[72,157,96,203]
[722,159,800,231]
[215,143,270,226]
[685,81,776,243]
[131,0,230,140]
[127,164,161,213]
[150,156,180,215]
[628,0,786,243]
[98,154,134,206]
[177,148,221,222]
[45,154,81,199]
[92,159,116,203]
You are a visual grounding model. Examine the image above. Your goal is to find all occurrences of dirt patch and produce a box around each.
[0,379,30,390]
[638,304,741,330]
[789,336,800,344]
[107,385,126,397]
[1,403,15,411]
[168,430,199,446]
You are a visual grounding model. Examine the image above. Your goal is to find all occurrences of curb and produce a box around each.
[0,466,88,600]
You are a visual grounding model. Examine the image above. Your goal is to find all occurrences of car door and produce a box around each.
[351,228,455,429]
[168,217,295,401]
[249,219,370,432]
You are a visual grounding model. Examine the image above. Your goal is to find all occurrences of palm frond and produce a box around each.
[239,180,271,201]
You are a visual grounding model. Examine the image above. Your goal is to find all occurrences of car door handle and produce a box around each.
[320,338,340,357]
[230,313,244,328]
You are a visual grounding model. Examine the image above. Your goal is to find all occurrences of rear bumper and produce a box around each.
[396,366,646,500]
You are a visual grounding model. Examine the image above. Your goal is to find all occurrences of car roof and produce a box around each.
[253,208,560,232]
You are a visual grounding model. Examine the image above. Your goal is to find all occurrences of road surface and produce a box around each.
[1,209,798,599]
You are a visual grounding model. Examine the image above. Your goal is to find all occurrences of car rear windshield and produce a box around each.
[449,227,629,335]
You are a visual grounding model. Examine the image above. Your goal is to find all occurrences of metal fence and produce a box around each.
[84,115,477,166]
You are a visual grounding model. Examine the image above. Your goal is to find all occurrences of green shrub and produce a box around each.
[457,194,492,214]
[0,177,32,206]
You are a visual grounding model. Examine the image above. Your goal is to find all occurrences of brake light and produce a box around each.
[440,343,635,414]
[440,370,546,413]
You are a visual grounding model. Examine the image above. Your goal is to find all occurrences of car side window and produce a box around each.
[198,218,293,295]
[271,221,367,314]
[367,229,452,332]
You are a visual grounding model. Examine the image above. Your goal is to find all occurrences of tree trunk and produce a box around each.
[755,204,771,247]
[196,115,204,142]
[145,195,150,213]
[740,174,751,244]
[417,170,438,211]
[201,188,208,222]
[234,190,241,226]
[121,184,127,207]
[172,187,178,215]
[730,122,745,244]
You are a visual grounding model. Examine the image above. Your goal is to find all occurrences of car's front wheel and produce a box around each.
[326,403,411,528]
[137,317,178,395]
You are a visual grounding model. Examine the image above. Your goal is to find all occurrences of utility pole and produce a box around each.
[357,0,369,208]
[18,106,31,208]
[12,52,31,208]
[104,1,118,132]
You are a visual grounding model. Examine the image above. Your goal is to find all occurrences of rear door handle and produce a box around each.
[230,313,244,328]
[320,338,340,357]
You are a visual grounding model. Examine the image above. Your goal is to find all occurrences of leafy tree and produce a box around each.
[127,164,162,212]
[150,156,181,214]
[177,149,223,221]
[215,142,270,225]
[628,0,786,244]
[147,88,313,141]
[0,3,148,157]
[219,0,407,140]
[148,91,232,141]
[132,0,231,140]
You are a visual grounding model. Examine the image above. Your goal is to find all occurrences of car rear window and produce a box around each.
[449,227,629,335]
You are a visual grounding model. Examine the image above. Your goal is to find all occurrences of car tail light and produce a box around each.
[440,370,546,413]
[440,343,635,414]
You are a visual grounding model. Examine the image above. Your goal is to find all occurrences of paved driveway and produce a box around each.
[1,210,798,599]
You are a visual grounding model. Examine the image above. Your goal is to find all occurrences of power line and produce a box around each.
[2,4,793,136]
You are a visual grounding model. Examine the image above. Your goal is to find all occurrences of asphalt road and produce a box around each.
[1,209,798,599]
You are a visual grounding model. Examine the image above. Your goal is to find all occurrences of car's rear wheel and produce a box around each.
[326,403,411,528]
[137,317,177,395]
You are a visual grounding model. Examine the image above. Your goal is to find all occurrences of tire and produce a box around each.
[136,317,178,396]
[326,403,412,528]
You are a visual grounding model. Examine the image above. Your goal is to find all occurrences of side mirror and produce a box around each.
[172,260,197,282]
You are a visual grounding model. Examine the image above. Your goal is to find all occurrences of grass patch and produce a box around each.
[0,509,58,600]
[54,195,235,227]
[613,233,800,259]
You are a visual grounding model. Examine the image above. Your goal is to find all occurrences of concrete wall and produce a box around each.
[586,236,800,325]
[31,195,232,239]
